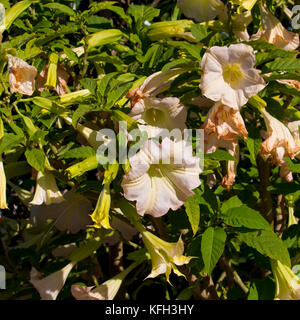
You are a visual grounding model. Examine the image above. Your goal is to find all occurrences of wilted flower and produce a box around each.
[121,137,201,217]
[127,70,187,131]
[71,261,140,300]
[36,63,69,95]
[30,170,65,206]
[203,102,248,146]
[141,229,193,283]
[177,0,225,23]
[202,102,248,189]
[90,183,111,229]
[232,11,252,41]
[199,43,266,110]
[250,4,299,51]
[260,108,300,182]
[271,260,300,300]
[0,156,7,209]
[30,261,76,300]
[63,116,103,150]
[8,56,37,96]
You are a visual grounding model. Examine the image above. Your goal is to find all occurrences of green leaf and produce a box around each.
[69,238,101,262]
[0,133,23,154]
[184,194,200,236]
[205,149,236,161]
[60,146,96,160]
[238,230,291,267]
[72,105,95,128]
[24,149,45,172]
[285,158,300,173]
[220,196,243,213]
[63,46,79,63]
[44,3,75,16]
[5,0,33,30]
[255,49,295,66]
[143,44,164,69]
[201,226,227,275]
[264,58,300,72]
[128,4,159,25]
[222,205,271,230]
[191,23,209,41]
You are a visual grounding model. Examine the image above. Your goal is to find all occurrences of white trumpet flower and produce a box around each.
[199,44,266,110]
[126,69,187,131]
[121,137,201,217]
[30,262,76,300]
[30,170,65,206]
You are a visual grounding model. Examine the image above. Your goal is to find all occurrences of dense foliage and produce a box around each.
[0,0,300,300]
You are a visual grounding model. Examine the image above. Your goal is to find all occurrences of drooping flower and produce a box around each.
[260,108,300,182]
[63,116,103,150]
[8,56,37,96]
[71,261,140,300]
[141,229,193,283]
[203,102,248,147]
[177,0,225,23]
[232,11,252,41]
[30,261,76,300]
[121,137,201,217]
[199,43,266,110]
[36,63,69,95]
[90,183,111,229]
[30,189,92,234]
[250,4,299,51]
[0,156,7,209]
[30,170,65,206]
[127,70,187,131]
[202,102,248,189]
[271,259,300,300]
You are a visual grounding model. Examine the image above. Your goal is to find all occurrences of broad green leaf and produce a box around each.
[69,238,101,262]
[184,194,200,236]
[5,161,30,180]
[72,105,95,128]
[128,4,159,25]
[44,3,75,16]
[205,149,236,161]
[220,196,243,213]
[25,149,45,172]
[285,158,300,173]
[238,230,291,267]
[0,133,23,154]
[264,58,300,72]
[201,226,227,275]
[5,0,32,30]
[60,146,96,160]
[222,205,271,230]
[191,23,209,41]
